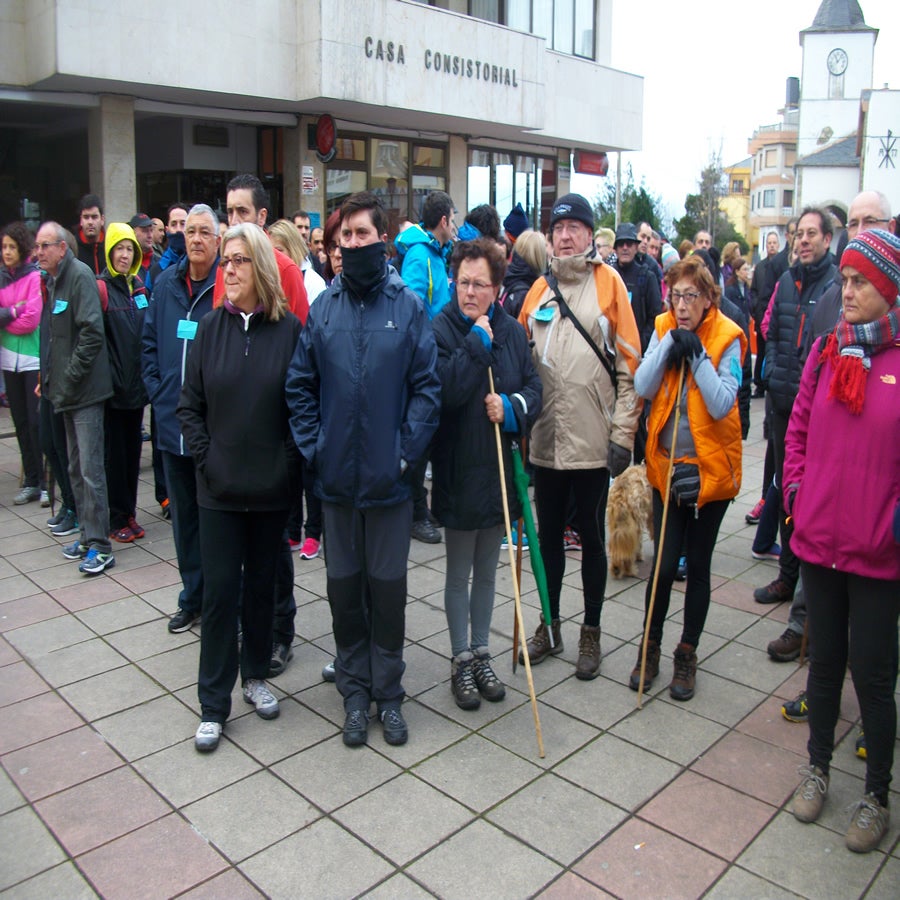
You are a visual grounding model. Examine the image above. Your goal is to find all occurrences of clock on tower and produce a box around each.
[827,48,848,76]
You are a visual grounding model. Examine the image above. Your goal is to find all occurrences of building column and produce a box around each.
[447,134,468,215]
[283,123,302,219]
[88,95,136,222]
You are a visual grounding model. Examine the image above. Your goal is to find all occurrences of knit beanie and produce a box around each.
[840,228,900,303]
[503,203,530,240]
[549,193,595,231]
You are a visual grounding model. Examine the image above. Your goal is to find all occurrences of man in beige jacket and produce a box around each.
[518,193,642,679]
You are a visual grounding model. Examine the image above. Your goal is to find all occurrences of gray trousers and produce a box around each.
[64,402,111,553]
[323,500,412,713]
[444,525,503,657]
[787,574,806,636]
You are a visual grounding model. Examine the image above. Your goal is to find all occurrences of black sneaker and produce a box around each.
[380,707,408,745]
[168,609,200,633]
[855,729,867,760]
[268,642,294,677]
[343,709,368,747]
[411,519,441,544]
[51,511,79,537]
[782,691,809,723]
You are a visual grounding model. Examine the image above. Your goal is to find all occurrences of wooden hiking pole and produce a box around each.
[637,361,687,709]
[489,368,545,758]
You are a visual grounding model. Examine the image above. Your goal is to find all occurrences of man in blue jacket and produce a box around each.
[142,204,219,633]
[287,191,440,748]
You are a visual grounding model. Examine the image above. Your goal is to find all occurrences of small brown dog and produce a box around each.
[607,463,653,579]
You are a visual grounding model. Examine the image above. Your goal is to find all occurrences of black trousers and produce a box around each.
[39,396,75,512]
[197,506,288,723]
[771,407,800,589]
[533,466,609,627]
[803,562,900,803]
[644,491,729,649]
[105,406,143,530]
[5,369,43,489]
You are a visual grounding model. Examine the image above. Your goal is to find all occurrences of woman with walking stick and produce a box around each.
[431,238,542,710]
[631,255,746,700]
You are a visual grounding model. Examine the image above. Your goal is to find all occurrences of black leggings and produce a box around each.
[802,562,900,804]
[644,491,729,649]
[534,466,609,627]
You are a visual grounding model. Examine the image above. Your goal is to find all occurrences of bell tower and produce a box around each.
[797,0,878,160]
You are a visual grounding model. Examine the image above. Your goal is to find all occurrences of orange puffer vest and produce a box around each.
[645,307,745,508]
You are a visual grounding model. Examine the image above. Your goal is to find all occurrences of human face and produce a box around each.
[597,240,612,258]
[340,209,385,248]
[694,231,712,250]
[110,239,134,275]
[638,225,653,253]
[847,193,892,241]
[80,207,103,240]
[648,237,661,260]
[1,236,21,270]
[220,238,256,310]
[310,228,324,255]
[841,265,892,325]
[294,216,311,241]
[432,213,455,247]
[766,233,779,256]
[456,257,497,320]
[785,222,797,249]
[167,208,187,234]
[184,213,219,276]
[795,212,831,266]
[35,226,67,277]
[615,240,638,265]
[133,225,153,254]
[670,278,712,332]
[227,188,266,227]
[551,219,593,257]
[327,242,342,275]
[151,218,165,244]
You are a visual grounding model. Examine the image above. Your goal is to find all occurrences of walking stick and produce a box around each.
[489,368,545,758]
[637,360,687,709]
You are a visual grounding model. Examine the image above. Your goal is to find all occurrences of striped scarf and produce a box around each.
[820,303,900,414]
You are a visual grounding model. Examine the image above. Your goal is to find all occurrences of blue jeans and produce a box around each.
[161,451,203,615]
[63,403,110,552]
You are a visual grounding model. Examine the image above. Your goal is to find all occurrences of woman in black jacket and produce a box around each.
[432,238,542,710]
[499,229,546,319]
[178,223,302,753]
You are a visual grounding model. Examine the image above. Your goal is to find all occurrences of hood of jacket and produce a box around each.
[104,223,142,282]
[396,223,445,254]
[503,251,539,289]
[456,221,481,242]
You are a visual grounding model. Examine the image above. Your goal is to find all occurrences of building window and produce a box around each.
[763,189,776,208]
[785,148,797,167]
[783,189,794,209]
[467,147,555,231]
[731,178,744,194]
[471,1,594,59]
[751,194,755,211]
[765,148,777,167]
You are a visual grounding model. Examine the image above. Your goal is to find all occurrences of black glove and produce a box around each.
[607,442,631,479]
[667,328,703,370]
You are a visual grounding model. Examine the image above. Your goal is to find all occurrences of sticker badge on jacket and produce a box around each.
[53,299,68,314]
[177,319,198,340]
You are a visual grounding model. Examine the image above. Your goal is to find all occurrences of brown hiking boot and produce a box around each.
[792,765,828,823]
[767,627,802,662]
[629,639,660,691]
[669,642,697,701]
[753,578,794,605]
[575,625,601,680]
[519,617,563,665]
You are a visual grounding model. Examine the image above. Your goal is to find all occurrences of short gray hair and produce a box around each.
[187,203,219,235]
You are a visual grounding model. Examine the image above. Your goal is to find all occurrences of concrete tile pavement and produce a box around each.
[0,400,898,899]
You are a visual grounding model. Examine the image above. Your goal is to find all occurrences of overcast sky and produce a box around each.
[571,0,897,228]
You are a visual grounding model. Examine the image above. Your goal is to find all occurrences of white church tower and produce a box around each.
[797,0,877,160]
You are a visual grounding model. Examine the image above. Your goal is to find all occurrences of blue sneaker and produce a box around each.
[675,556,687,581]
[79,548,116,575]
[501,525,528,551]
[752,543,781,561]
[62,540,88,560]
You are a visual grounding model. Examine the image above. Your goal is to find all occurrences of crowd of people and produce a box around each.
[2,180,897,853]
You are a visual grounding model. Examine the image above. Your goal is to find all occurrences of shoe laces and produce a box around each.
[845,795,884,831]
[472,656,499,687]
[346,709,367,728]
[197,721,219,736]
[381,708,403,728]
[578,630,599,655]
[455,659,479,692]
[797,765,827,800]
[245,679,274,703]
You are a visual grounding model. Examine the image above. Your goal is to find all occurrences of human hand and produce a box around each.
[668,328,703,369]
[474,315,492,341]
[607,442,631,478]
[484,392,504,424]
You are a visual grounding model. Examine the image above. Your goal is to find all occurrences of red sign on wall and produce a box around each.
[574,151,609,176]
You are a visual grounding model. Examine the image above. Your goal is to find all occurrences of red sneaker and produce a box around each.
[299,537,321,559]
[128,516,145,539]
[745,497,765,525]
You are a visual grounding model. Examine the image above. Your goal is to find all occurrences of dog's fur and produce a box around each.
[607,463,653,579]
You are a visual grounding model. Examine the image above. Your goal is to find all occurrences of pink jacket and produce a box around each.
[0,267,42,335]
[784,338,900,581]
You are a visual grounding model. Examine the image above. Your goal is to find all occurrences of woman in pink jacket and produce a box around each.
[1,222,44,505]
[784,229,900,853]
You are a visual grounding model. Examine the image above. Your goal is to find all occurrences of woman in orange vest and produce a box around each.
[630,255,746,700]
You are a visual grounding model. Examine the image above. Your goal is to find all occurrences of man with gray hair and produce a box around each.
[142,204,220,634]
[35,220,115,574]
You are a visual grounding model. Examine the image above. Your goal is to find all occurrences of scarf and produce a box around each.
[820,303,900,414]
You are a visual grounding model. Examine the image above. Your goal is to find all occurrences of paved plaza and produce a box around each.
[0,399,897,899]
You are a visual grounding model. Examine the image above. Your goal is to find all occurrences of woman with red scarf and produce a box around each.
[785,229,900,853]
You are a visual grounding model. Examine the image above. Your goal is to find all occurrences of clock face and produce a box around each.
[827,48,848,76]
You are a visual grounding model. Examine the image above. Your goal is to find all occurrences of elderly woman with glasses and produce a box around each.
[630,255,746,701]
[177,223,303,753]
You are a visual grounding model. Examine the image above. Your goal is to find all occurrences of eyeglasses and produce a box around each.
[552,222,587,236]
[186,227,217,240]
[35,240,62,251]
[219,254,253,269]
[670,290,702,306]
[847,217,890,230]
[457,279,494,293]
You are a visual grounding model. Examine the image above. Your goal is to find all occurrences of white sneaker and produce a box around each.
[195,721,222,752]
[242,678,279,719]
